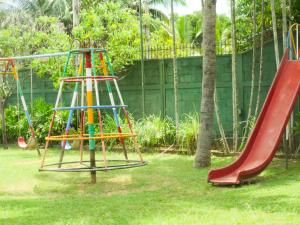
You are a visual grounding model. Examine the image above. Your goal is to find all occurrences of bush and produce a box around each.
[4,98,75,144]
[2,98,201,154]
[178,113,200,154]
[134,115,176,148]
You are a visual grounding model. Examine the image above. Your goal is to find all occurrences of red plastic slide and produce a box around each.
[208,50,300,185]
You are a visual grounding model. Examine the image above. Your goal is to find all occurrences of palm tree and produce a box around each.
[136,0,186,58]
[0,0,19,7]
[20,0,71,19]
[194,0,217,168]
[231,0,239,152]
[176,16,193,44]
[8,0,72,29]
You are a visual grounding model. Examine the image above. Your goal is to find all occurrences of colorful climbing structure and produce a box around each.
[39,48,146,183]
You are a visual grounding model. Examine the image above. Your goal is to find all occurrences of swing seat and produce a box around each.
[61,141,72,150]
[27,137,37,149]
[18,136,37,149]
[71,140,80,150]
[18,137,28,149]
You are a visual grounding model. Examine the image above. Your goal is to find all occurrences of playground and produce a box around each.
[2,148,300,225]
[1,0,300,225]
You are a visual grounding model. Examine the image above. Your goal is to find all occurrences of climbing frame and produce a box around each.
[39,48,146,183]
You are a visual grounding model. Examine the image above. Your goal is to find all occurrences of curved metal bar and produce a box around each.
[46,133,136,141]
[39,160,148,172]
[53,105,127,111]
[61,76,118,82]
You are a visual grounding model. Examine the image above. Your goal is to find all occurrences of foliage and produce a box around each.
[0,16,70,85]
[1,0,72,30]
[4,105,27,142]
[30,98,55,143]
[2,100,200,153]
[293,112,300,135]
[73,2,174,72]
[235,0,283,52]
[238,116,257,150]
[4,98,72,143]
[175,11,231,53]
[134,115,176,147]
[177,113,199,154]
[73,2,141,72]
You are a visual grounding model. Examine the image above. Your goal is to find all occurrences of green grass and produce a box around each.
[1,147,300,225]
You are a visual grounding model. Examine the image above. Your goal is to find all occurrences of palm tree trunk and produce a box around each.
[194,0,216,168]
[270,0,280,69]
[171,0,179,141]
[231,0,239,152]
[255,0,265,118]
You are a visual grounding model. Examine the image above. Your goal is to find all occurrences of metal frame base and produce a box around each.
[39,160,147,172]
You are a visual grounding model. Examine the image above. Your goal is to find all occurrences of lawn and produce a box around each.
[1,147,300,225]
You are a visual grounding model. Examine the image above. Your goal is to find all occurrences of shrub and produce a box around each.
[178,113,200,154]
[2,98,201,154]
[134,115,176,147]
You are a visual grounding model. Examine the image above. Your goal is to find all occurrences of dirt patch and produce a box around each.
[13,159,39,166]
[104,185,159,197]
[0,181,38,194]
[107,175,133,185]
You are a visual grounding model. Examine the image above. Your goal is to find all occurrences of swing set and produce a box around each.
[0,58,40,155]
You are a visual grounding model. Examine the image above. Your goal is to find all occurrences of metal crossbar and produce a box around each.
[53,105,127,111]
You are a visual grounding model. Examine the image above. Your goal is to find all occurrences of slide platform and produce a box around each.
[208,50,300,185]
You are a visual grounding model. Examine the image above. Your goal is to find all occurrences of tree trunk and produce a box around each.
[288,0,294,154]
[171,0,179,141]
[282,0,292,167]
[282,0,287,50]
[0,101,8,149]
[72,0,80,28]
[139,0,146,115]
[0,76,8,149]
[194,0,216,168]
[255,0,265,118]
[270,0,280,69]
[231,0,239,151]
[144,1,151,59]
